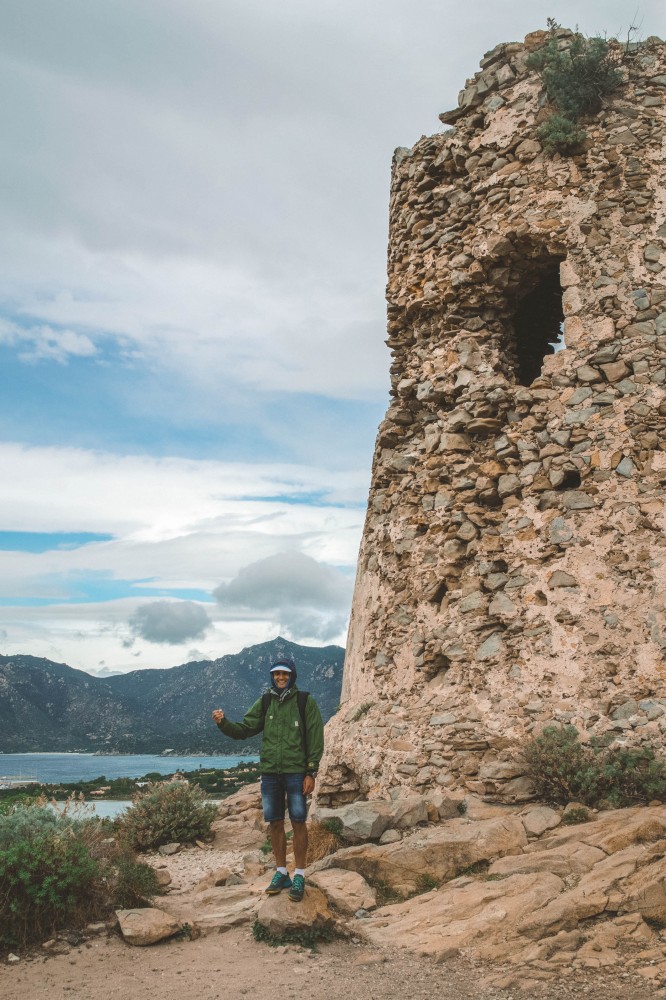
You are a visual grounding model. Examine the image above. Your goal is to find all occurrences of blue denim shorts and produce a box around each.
[261,773,308,823]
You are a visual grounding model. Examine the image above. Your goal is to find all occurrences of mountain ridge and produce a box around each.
[0,637,344,754]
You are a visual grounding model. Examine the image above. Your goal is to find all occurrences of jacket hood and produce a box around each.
[269,657,297,692]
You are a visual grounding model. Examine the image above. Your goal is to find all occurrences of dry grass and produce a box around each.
[306,821,344,864]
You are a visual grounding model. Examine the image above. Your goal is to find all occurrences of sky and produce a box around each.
[0,1,663,675]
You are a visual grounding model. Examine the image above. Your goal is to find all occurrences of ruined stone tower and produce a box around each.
[318,29,666,807]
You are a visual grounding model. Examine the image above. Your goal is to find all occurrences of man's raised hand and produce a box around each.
[212,709,225,724]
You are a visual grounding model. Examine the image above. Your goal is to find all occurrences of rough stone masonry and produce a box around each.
[318,28,666,807]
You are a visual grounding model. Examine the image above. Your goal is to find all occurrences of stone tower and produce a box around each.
[318,29,666,807]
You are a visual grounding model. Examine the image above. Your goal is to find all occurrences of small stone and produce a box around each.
[430,713,457,726]
[563,491,595,510]
[7,953,20,963]
[616,457,635,477]
[549,517,573,544]
[498,474,521,497]
[600,360,631,383]
[158,843,181,856]
[548,570,577,588]
[576,365,601,383]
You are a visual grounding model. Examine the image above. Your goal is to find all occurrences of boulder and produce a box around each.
[116,907,182,946]
[166,883,260,934]
[158,843,181,856]
[211,810,266,851]
[316,797,429,841]
[355,872,563,960]
[194,866,232,891]
[308,868,377,914]
[255,885,335,937]
[316,800,393,840]
[521,806,561,838]
[488,842,605,878]
[313,815,527,894]
[622,856,666,925]
[153,868,173,889]
[389,796,429,830]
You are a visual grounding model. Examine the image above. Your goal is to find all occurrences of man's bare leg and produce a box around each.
[292,820,308,869]
[269,820,287,867]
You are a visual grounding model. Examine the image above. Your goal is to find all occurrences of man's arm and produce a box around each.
[213,697,264,740]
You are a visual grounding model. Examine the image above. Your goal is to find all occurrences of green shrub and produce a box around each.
[527,33,623,118]
[525,725,666,807]
[252,918,335,950]
[537,113,588,155]
[0,832,104,949]
[526,26,624,157]
[412,873,439,894]
[111,853,161,909]
[0,803,160,949]
[321,817,344,838]
[0,804,64,848]
[116,781,218,851]
[562,806,590,825]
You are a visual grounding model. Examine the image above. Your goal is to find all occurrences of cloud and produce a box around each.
[129,600,212,645]
[214,551,352,642]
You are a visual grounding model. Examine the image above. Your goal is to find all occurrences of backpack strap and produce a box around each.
[297,690,309,762]
[259,691,271,730]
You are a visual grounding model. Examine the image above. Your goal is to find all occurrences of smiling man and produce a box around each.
[212,655,324,902]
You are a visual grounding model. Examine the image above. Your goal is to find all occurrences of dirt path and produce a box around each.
[3,927,664,1000]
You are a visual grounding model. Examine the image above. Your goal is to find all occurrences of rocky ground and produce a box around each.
[3,785,666,997]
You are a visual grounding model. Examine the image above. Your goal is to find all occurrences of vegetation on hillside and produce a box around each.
[527,20,625,155]
[115,781,218,851]
[525,725,666,807]
[0,801,160,950]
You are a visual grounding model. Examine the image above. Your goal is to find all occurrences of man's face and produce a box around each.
[272,669,291,689]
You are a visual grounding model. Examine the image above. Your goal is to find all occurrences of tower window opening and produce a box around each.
[513,264,565,386]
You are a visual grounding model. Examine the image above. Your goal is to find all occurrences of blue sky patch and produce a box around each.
[0,531,114,552]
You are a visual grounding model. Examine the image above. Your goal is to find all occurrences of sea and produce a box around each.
[0,752,259,819]
[0,752,257,784]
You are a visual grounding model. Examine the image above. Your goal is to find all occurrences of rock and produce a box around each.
[389,796,429,829]
[379,828,402,844]
[85,922,107,935]
[355,872,563,960]
[7,953,20,963]
[308,868,377,914]
[623,856,666,925]
[153,868,173,888]
[158,843,181,856]
[430,713,457,726]
[194,867,231,891]
[316,801,393,841]
[548,570,577,588]
[498,474,521,497]
[521,806,561,837]
[316,796,427,841]
[312,815,527,894]
[116,907,182,946]
[167,884,259,934]
[488,842,605,878]
[255,886,335,937]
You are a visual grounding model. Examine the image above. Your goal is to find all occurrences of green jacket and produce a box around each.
[216,686,324,774]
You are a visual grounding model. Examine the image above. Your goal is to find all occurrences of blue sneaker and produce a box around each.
[288,874,305,902]
[265,870,292,895]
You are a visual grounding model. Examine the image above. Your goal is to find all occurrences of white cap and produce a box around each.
[270,663,293,673]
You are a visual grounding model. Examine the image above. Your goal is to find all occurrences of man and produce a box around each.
[211,655,324,902]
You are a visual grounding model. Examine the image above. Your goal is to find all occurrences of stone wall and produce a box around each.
[318,29,666,807]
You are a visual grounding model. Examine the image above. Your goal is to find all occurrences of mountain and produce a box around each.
[0,638,344,754]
